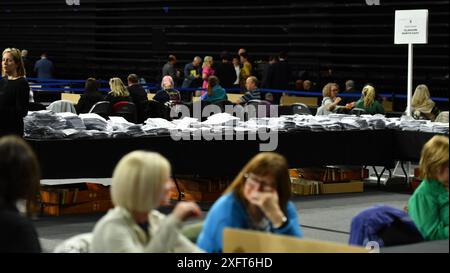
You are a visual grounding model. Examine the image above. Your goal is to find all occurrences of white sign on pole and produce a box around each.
[394,9,429,117]
[394,9,428,44]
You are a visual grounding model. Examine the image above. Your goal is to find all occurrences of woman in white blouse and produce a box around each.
[316,83,344,115]
[92,151,203,253]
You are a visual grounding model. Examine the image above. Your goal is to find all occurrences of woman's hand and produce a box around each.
[172,201,202,221]
[248,190,286,228]
[345,102,355,109]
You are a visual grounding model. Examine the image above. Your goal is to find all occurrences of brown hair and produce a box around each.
[84,78,99,94]
[0,135,40,208]
[225,152,291,214]
[207,76,219,97]
[127,74,139,84]
[419,135,449,184]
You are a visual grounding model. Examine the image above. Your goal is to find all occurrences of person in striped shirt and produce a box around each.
[238,76,261,104]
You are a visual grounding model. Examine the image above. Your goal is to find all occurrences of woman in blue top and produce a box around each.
[201,76,227,104]
[197,152,302,253]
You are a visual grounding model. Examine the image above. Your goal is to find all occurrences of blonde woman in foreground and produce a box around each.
[92,151,203,253]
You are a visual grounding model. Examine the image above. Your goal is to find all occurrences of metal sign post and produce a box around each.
[407,43,413,116]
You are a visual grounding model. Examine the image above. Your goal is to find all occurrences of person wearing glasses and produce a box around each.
[197,152,303,253]
[316,83,345,115]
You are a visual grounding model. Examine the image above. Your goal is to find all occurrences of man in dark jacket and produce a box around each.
[341,80,359,105]
[21,50,33,77]
[181,56,202,102]
[266,52,290,104]
[214,51,237,89]
[261,56,278,88]
[162,55,180,86]
[127,74,148,123]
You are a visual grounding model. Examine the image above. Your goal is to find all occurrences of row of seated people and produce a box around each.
[47,75,282,123]
[35,74,448,124]
[43,94,309,125]
[75,74,262,111]
[316,82,447,121]
[1,134,448,253]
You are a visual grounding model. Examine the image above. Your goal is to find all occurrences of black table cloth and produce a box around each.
[26,130,440,179]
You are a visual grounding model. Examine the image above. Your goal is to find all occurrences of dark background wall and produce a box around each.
[1,0,448,97]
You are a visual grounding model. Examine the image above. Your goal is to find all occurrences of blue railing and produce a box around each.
[27,77,449,102]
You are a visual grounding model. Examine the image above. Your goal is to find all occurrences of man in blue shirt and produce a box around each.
[34,53,54,79]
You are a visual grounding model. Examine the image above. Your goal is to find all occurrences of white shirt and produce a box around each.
[234,65,240,85]
[91,206,203,253]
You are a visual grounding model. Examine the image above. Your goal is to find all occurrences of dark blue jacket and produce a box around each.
[349,205,422,247]
[181,63,202,88]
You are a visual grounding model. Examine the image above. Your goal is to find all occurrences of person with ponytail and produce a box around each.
[354,85,385,115]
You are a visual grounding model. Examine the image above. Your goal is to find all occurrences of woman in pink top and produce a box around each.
[199,56,214,96]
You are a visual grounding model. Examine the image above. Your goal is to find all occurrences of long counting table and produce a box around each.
[26,130,440,180]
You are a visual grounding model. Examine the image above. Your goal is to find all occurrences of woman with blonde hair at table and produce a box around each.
[92,151,203,253]
[410,84,440,121]
[354,85,385,115]
[104,77,132,106]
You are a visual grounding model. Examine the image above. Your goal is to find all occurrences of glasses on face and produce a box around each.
[244,173,274,192]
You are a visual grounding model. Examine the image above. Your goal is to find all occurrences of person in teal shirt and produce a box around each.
[201,76,227,104]
[408,135,449,241]
[353,85,385,115]
[197,152,302,253]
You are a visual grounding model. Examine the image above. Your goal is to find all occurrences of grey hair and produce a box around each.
[345,80,355,89]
